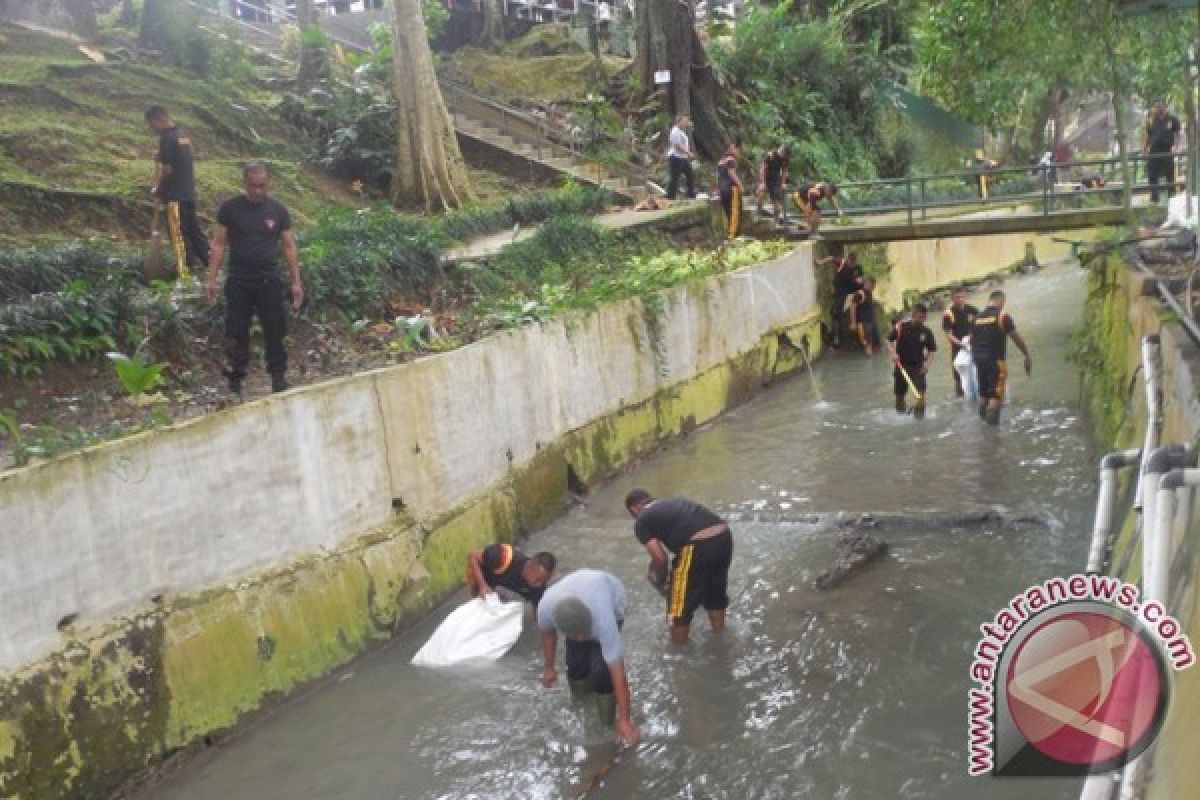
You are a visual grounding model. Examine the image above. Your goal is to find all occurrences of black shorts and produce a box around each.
[893,363,927,396]
[668,530,733,625]
[976,358,1007,399]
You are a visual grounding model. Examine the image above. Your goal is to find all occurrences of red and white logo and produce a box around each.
[1004,609,1165,770]
[967,578,1191,778]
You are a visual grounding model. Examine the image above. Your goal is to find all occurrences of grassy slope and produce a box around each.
[0,22,353,244]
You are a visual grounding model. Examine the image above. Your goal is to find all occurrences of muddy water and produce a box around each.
[152,262,1095,800]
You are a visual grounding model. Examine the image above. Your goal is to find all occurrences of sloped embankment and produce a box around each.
[0,22,349,242]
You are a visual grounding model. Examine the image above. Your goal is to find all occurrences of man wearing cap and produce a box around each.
[537,569,639,745]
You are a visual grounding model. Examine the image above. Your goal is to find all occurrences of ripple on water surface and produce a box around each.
[151,265,1094,800]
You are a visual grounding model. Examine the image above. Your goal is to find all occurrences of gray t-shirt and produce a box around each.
[537,569,628,665]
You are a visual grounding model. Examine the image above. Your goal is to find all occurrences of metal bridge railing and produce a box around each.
[828,154,1192,223]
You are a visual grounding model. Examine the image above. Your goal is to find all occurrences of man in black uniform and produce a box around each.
[756,145,790,223]
[792,181,843,233]
[847,276,879,355]
[206,163,304,397]
[887,303,937,418]
[819,252,863,348]
[717,142,744,240]
[1142,101,1181,203]
[970,290,1032,426]
[146,106,209,271]
[624,489,733,644]
[466,543,556,608]
[941,287,979,397]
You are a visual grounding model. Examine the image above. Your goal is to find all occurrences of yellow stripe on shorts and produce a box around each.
[668,544,695,619]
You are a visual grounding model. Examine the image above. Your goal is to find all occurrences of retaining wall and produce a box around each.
[0,247,820,798]
[1078,253,1200,800]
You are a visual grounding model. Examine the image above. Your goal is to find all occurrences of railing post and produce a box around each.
[906,177,913,226]
[1042,162,1050,216]
[920,177,927,220]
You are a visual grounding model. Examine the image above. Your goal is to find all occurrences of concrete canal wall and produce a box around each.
[1078,252,1200,800]
[0,216,1108,798]
[0,247,821,798]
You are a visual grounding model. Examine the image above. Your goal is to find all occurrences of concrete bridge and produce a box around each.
[815,206,1130,245]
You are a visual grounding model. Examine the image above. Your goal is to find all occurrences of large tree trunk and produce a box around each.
[296,0,330,88]
[478,0,505,51]
[634,0,728,160]
[391,0,473,211]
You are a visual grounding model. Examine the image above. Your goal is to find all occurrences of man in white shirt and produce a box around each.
[665,114,696,200]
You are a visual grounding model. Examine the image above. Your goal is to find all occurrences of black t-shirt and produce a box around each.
[156,126,196,202]
[763,151,788,185]
[634,497,725,554]
[970,304,1016,361]
[833,259,863,294]
[888,319,936,366]
[1146,113,1180,154]
[717,156,738,192]
[216,195,292,279]
[942,304,979,342]
[480,544,543,606]
[851,287,875,323]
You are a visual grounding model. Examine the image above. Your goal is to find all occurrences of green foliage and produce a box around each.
[299,206,449,314]
[468,221,792,331]
[913,0,1198,140]
[422,0,451,42]
[709,6,896,180]
[438,183,611,241]
[0,242,195,377]
[107,351,168,397]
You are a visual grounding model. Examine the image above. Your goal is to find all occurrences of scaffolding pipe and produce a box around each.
[1134,335,1162,512]
[1087,449,1142,573]
[1116,463,1199,800]
[1141,446,1195,605]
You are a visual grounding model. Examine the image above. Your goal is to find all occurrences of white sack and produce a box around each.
[954,339,979,402]
[411,594,524,667]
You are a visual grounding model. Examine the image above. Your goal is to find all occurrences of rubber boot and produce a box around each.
[895,395,906,414]
[568,678,594,700]
[985,407,1000,426]
[913,400,926,420]
[594,692,616,726]
[978,402,988,421]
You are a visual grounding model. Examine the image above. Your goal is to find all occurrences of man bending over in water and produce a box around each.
[625,489,734,643]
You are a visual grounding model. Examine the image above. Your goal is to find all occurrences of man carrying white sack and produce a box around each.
[537,569,640,746]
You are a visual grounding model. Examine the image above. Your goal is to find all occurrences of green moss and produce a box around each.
[509,444,569,532]
[1072,253,1139,448]
[421,492,519,597]
[0,618,169,800]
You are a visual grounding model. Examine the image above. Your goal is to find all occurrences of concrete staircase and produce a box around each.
[186,1,646,203]
[450,110,643,204]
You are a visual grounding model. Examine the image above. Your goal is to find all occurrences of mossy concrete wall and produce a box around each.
[874,228,1090,310]
[1076,253,1200,800]
[0,246,820,799]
